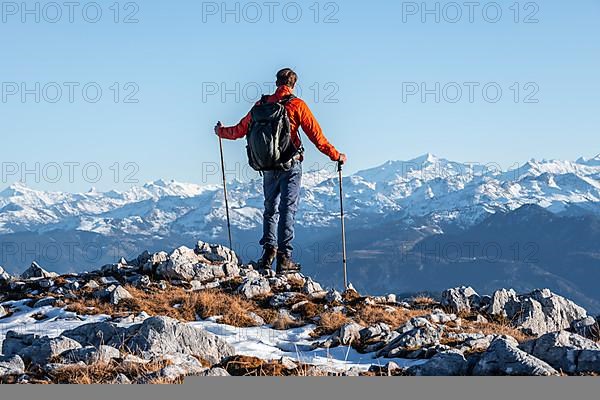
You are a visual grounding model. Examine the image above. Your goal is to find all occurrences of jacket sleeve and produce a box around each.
[297,101,341,162]
[218,112,252,140]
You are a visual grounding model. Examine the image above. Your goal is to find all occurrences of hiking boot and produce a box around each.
[256,245,277,271]
[276,253,301,274]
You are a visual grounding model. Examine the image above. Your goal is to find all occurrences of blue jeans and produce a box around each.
[260,161,302,257]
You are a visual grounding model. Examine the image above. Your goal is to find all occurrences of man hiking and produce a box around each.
[214,68,346,274]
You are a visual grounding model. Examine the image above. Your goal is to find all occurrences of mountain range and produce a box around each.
[1,153,600,311]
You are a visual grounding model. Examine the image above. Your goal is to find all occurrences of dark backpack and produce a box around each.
[246,94,303,171]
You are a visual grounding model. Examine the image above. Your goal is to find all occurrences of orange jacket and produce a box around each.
[218,85,341,162]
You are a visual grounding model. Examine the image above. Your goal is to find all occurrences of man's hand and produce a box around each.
[338,153,347,165]
[214,121,223,136]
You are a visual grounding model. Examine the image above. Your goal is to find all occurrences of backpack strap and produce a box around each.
[259,94,270,104]
[279,94,296,105]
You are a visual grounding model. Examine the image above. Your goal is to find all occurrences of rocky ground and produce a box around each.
[0,241,599,383]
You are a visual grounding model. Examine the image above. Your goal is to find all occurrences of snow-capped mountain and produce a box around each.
[2,154,600,238]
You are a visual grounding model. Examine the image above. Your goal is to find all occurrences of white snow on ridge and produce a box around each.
[1,155,600,236]
[0,303,422,372]
[193,318,423,372]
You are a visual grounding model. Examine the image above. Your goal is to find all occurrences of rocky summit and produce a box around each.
[0,242,599,383]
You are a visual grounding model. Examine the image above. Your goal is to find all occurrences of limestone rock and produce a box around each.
[0,265,12,283]
[303,278,323,295]
[378,320,443,358]
[199,367,230,376]
[0,355,25,376]
[338,322,364,346]
[62,322,128,348]
[109,285,134,305]
[59,345,121,365]
[487,289,518,317]
[407,350,468,376]
[124,316,234,364]
[17,336,82,365]
[442,286,478,314]
[520,330,600,374]
[238,277,271,299]
[473,336,558,376]
[20,262,58,279]
[571,316,599,340]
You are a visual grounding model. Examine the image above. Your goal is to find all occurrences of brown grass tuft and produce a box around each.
[457,319,533,343]
[411,295,437,308]
[285,275,306,292]
[352,305,428,330]
[292,301,324,320]
[193,290,275,327]
[310,311,350,337]
[48,359,170,384]
[218,355,319,377]
[65,285,277,328]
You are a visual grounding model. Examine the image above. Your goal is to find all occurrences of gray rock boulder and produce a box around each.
[0,265,12,283]
[17,336,82,365]
[488,289,587,336]
[157,246,202,281]
[520,330,600,374]
[238,277,271,299]
[109,285,134,305]
[269,292,301,308]
[427,309,458,324]
[62,322,128,348]
[359,323,394,345]
[142,251,168,274]
[2,331,39,357]
[442,286,478,314]
[146,353,207,382]
[338,322,364,346]
[157,246,234,283]
[303,278,323,295]
[112,373,132,384]
[20,262,58,279]
[125,316,234,364]
[487,288,518,317]
[473,336,558,376]
[200,367,230,376]
[0,355,25,376]
[33,296,58,308]
[325,289,343,304]
[59,345,121,365]
[571,316,599,340]
[407,350,468,376]
[378,319,443,358]
[126,274,151,288]
[515,290,587,336]
[196,241,239,265]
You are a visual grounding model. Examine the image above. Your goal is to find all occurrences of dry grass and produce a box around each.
[193,290,276,327]
[352,305,429,330]
[341,289,361,303]
[292,301,324,320]
[65,285,277,328]
[218,355,321,377]
[457,319,533,343]
[285,275,306,292]
[310,311,350,337]
[411,295,437,308]
[47,359,171,384]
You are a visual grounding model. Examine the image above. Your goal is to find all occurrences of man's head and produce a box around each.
[276,68,298,89]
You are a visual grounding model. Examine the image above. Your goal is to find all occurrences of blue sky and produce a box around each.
[0,0,599,192]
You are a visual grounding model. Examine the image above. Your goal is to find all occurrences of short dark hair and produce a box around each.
[276,68,298,88]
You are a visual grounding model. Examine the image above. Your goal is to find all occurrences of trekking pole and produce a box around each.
[218,136,233,250]
[337,161,348,290]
